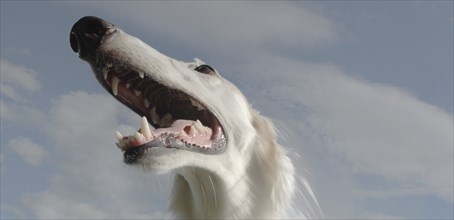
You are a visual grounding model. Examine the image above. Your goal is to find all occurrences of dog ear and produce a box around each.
[194,58,206,66]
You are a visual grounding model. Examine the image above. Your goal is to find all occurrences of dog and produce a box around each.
[70,16,318,219]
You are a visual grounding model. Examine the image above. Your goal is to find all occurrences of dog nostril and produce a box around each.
[69,32,79,53]
[69,16,115,57]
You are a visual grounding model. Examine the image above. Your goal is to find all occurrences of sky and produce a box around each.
[1,1,453,219]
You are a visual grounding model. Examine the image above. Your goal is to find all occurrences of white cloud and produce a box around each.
[8,137,47,166]
[1,59,41,92]
[0,100,46,126]
[0,60,46,126]
[0,84,28,103]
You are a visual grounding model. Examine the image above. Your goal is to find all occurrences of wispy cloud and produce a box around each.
[1,60,40,93]
[0,60,46,126]
[8,137,47,166]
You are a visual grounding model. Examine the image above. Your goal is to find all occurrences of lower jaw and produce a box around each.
[124,134,228,165]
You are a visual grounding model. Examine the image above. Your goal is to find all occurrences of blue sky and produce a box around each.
[1,1,453,219]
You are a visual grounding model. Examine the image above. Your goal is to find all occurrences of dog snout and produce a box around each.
[70,16,115,59]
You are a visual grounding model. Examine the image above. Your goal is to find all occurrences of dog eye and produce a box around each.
[194,65,216,75]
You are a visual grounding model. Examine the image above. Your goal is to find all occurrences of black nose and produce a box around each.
[70,16,115,59]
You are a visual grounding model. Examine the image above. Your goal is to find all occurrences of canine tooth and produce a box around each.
[115,131,124,142]
[144,99,150,108]
[112,77,120,96]
[103,69,109,80]
[125,83,131,88]
[160,113,172,126]
[150,107,161,124]
[139,72,144,78]
[141,116,152,138]
[134,90,142,96]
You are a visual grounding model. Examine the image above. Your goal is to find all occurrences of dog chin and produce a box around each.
[134,150,195,173]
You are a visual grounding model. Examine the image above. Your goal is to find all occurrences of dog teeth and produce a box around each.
[150,107,160,125]
[112,77,120,96]
[113,114,213,152]
[134,132,144,143]
[115,130,127,151]
[141,116,152,138]
[134,90,142,96]
[103,69,109,80]
[193,120,205,133]
[193,119,211,134]
[115,131,124,142]
[194,119,203,128]
[113,117,157,151]
[138,72,144,79]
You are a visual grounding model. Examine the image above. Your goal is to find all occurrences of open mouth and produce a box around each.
[69,16,227,164]
[98,64,226,164]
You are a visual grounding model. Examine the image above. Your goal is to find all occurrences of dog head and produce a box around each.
[70,16,257,173]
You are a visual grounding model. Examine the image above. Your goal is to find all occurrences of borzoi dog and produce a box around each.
[70,16,318,219]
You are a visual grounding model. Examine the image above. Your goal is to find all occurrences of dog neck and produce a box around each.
[169,168,239,219]
[167,112,296,219]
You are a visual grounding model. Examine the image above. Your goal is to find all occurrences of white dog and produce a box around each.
[70,16,320,219]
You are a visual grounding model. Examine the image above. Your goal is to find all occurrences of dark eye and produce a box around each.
[194,64,216,75]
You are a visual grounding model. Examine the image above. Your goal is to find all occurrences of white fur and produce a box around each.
[99,28,319,219]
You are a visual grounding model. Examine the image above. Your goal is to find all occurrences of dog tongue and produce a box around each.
[115,117,214,151]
